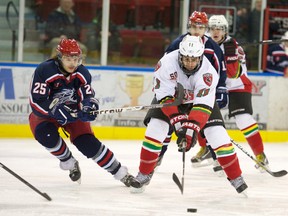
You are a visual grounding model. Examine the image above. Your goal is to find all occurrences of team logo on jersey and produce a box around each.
[154,61,161,71]
[203,73,213,86]
[53,89,77,105]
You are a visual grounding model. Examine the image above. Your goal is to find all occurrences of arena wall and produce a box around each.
[0,63,287,142]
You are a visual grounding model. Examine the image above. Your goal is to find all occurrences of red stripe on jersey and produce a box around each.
[46,74,65,83]
[75,72,87,84]
[204,49,220,72]
[29,97,49,115]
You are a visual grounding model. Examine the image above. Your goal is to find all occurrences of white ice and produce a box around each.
[0,138,288,216]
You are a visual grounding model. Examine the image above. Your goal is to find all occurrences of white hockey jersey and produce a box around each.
[220,36,252,93]
[153,50,219,109]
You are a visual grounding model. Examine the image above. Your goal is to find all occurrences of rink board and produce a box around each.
[0,63,287,141]
[0,124,287,142]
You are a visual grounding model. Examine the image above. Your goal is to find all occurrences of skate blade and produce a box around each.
[75,178,81,184]
[130,186,146,194]
[191,158,213,168]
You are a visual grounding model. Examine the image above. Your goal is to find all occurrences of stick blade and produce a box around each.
[172,173,183,194]
[42,192,52,201]
[269,170,287,177]
[231,140,288,178]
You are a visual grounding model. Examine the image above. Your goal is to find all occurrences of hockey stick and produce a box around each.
[92,101,181,115]
[239,39,288,47]
[0,162,52,201]
[50,83,185,116]
[172,141,187,194]
[231,140,287,177]
[90,82,185,115]
[52,99,181,116]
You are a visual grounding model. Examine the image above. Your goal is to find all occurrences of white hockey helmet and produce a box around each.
[208,15,229,33]
[178,35,204,75]
[179,35,205,57]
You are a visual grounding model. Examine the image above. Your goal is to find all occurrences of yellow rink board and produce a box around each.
[0,124,287,143]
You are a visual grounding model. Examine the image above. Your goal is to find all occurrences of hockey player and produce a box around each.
[158,11,228,168]
[130,35,248,195]
[208,15,269,170]
[29,38,134,186]
[265,31,288,77]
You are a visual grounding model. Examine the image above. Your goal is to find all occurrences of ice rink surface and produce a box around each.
[0,138,288,216]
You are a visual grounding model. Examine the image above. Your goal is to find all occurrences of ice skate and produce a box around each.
[130,172,154,193]
[228,176,248,197]
[120,173,135,187]
[191,146,213,167]
[60,157,81,184]
[212,160,224,177]
[255,152,269,173]
[114,166,134,187]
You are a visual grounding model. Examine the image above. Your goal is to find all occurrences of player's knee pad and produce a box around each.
[146,118,170,143]
[34,122,59,148]
[204,126,231,149]
[73,134,102,158]
[235,113,256,130]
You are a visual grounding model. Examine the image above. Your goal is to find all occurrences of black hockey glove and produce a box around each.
[175,121,200,152]
[48,103,77,125]
[223,38,238,64]
[78,97,99,122]
[216,86,228,109]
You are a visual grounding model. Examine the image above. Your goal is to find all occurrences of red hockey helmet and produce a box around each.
[188,11,208,25]
[57,39,82,56]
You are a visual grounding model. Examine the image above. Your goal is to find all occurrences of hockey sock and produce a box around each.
[74,134,121,175]
[214,143,241,180]
[241,123,264,156]
[48,138,72,161]
[92,143,121,175]
[139,136,162,175]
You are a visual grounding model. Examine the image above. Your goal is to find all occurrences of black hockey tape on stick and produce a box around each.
[0,162,52,201]
[239,39,288,46]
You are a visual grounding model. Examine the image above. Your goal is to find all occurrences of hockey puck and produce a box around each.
[187,208,197,213]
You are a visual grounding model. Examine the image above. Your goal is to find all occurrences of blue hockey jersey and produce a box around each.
[266,44,288,75]
[29,59,95,117]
